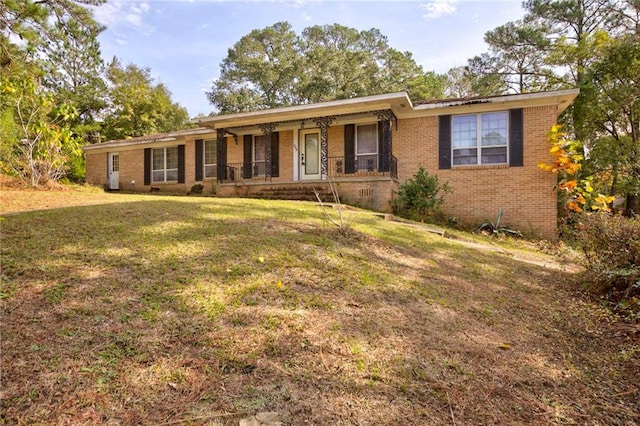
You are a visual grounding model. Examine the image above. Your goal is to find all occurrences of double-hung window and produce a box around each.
[452,112,508,165]
[152,147,179,182]
[253,135,267,176]
[356,123,378,171]
[203,139,217,179]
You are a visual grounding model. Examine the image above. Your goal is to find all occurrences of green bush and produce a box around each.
[391,167,451,222]
[576,213,640,316]
[65,152,86,183]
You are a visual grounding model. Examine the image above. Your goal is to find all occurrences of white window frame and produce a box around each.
[452,112,509,166]
[152,146,179,183]
[253,134,267,177]
[203,139,217,179]
[355,123,378,171]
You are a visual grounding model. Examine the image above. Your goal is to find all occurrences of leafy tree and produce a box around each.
[464,1,622,136]
[465,54,510,96]
[207,22,302,113]
[298,23,373,103]
[444,66,477,98]
[522,0,621,141]
[582,33,640,214]
[1,0,104,60]
[1,0,103,185]
[467,20,555,94]
[405,71,447,101]
[299,24,440,102]
[538,124,613,213]
[43,19,107,144]
[207,22,446,112]
[523,0,640,213]
[102,58,191,141]
[1,65,81,185]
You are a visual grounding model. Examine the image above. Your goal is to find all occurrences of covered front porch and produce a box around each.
[210,113,398,211]
[192,93,413,212]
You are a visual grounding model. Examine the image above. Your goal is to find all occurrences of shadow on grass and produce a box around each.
[1,198,638,424]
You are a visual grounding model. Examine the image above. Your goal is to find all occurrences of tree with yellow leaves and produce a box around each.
[539,125,614,213]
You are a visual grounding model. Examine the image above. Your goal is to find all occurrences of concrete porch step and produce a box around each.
[246,185,334,202]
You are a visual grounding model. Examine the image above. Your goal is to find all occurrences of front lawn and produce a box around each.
[1,190,638,424]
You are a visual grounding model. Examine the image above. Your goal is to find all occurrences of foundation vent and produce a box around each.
[359,188,373,198]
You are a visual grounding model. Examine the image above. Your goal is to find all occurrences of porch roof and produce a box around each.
[192,92,413,129]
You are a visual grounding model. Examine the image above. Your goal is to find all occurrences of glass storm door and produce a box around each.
[108,152,119,190]
[300,130,321,180]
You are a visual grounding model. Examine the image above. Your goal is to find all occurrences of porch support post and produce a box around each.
[313,116,335,179]
[376,110,394,172]
[258,122,278,180]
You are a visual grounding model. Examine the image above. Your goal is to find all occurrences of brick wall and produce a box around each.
[84,106,559,239]
[393,106,559,239]
[327,125,345,158]
[85,151,107,187]
[336,179,398,212]
[85,138,201,194]
[279,130,294,180]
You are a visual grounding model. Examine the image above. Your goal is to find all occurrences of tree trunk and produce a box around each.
[624,193,640,217]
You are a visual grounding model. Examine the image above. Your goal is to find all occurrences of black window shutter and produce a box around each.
[377,121,385,171]
[438,115,452,170]
[271,132,279,177]
[195,139,203,181]
[144,148,151,185]
[509,108,524,167]
[243,135,252,178]
[344,124,355,173]
[217,134,227,180]
[177,144,185,183]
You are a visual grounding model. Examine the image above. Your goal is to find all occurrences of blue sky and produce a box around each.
[93,0,526,117]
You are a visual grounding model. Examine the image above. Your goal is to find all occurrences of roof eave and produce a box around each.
[192,92,413,129]
[83,127,214,151]
[410,88,579,117]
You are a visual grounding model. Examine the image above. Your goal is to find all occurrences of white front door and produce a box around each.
[108,152,119,190]
[300,130,321,180]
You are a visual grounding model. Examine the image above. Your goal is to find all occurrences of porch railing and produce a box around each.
[216,154,398,183]
[328,154,397,179]
[217,162,269,184]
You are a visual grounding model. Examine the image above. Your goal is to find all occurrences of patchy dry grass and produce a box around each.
[1,189,638,425]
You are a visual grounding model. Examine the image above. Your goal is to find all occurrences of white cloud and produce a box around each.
[420,0,458,20]
[93,0,154,35]
[301,11,311,21]
[285,0,319,8]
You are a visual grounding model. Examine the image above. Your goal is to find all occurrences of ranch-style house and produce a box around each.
[84,89,579,239]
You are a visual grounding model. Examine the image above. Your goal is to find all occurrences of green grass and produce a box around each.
[1,192,638,425]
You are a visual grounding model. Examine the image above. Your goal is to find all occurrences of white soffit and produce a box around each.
[410,89,580,117]
[193,92,414,129]
[83,127,214,151]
